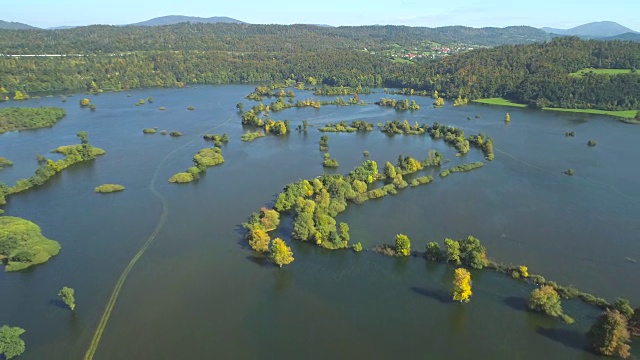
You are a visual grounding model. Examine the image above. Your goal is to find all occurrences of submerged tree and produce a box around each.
[528,285,562,317]
[248,228,271,253]
[270,238,294,267]
[588,309,631,358]
[394,234,411,256]
[452,268,472,303]
[58,286,76,310]
[0,325,26,359]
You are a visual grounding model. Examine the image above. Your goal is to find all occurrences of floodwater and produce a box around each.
[0,85,638,359]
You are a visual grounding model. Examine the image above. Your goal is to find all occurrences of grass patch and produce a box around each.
[473,98,526,108]
[542,107,637,119]
[569,68,633,77]
[474,97,637,119]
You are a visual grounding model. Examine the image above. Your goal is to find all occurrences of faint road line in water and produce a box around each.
[84,113,234,360]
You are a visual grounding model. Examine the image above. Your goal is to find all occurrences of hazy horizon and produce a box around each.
[3,0,639,30]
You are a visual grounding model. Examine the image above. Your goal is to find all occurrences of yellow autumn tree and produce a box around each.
[452,268,472,303]
[13,90,28,100]
[505,113,511,122]
[519,265,529,278]
[248,228,271,253]
[79,98,91,107]
[270,238,294,267]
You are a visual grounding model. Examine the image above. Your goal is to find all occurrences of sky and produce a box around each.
[3,0,640,30]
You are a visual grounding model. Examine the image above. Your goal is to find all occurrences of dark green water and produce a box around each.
[0,86,638,359]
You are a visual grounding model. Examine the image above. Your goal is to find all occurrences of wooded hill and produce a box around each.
[0,23,549,54]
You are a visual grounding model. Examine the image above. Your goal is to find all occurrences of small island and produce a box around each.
[0,157,13,170]
[95,184,126,193]
[0,216,61,272]
[169,147,225,184]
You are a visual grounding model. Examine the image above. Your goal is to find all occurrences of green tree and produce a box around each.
[339,222,350,244]
[612,298,634,320]
[383,161,396,180]
[58,286,76,310]
[459,235,487,269]
[270,238,294,267]
[425,242,442,261]
[236,102,244,112]
[588,309,631,358]
[77,131,88,145]
[528,285,562,317]
[444,238,461,264]
[394,234,411,256]
[0,325,26,359]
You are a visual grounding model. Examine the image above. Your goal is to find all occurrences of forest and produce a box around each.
[0,26,639,112]
[0,23,549,54]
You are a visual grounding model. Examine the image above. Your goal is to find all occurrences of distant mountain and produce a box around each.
[603,32,640,42]
[48,26,77,30]
[0,20,38,30]
[129,15,245,27]
[542,21,637,38]
[540,27,566,34]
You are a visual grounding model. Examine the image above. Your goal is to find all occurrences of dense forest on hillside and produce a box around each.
[0,26,639,111]
[0,23,549,54]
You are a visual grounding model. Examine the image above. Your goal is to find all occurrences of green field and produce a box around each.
[472,98,526,107]
[544,107,638,118]
[569,68,634,77]
[473,97,638,119]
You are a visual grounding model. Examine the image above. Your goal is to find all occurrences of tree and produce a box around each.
[505,113,511,122]
[58,286,76,310]
[270,238,294,267]
[383,161,396,180]
[588,309,631,358]
[236,102,243,112]
[77,131,88,145]
[0,325,26,359]
[528,285,562,317]
[339,222,350,244]
[394,234,411,256]
[425,242,442,261]
[13,91,27,101]
[444,238,461,264]
[79,98,90,107]
[612,298,634,320]
[459,235,487,269]
[452,268,472,303]
[248,228,271,253]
